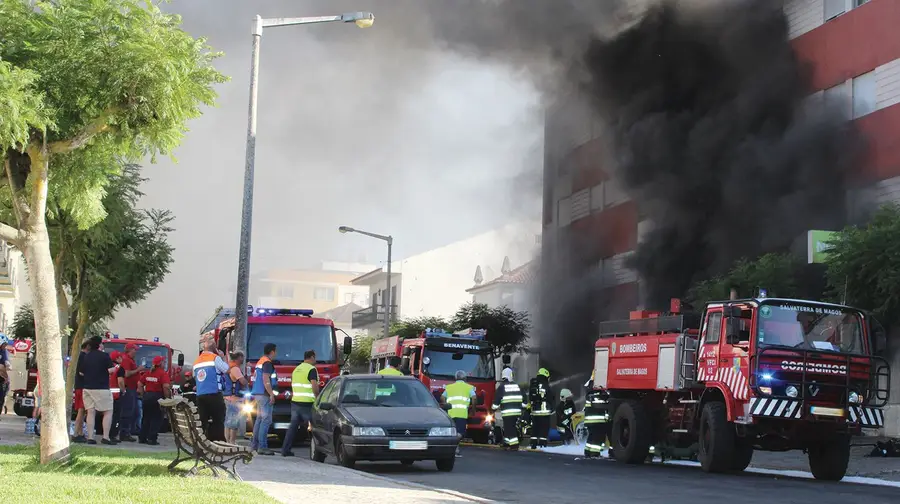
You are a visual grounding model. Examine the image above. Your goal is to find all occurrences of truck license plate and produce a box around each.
[389,441,427,450]
[21,398,34,407]
[810,406,844,418]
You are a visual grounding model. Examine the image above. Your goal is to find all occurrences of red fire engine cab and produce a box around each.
[369,328,498,444]
[201,306,353,438]
[102,335,186,389]
[594,296,890,482]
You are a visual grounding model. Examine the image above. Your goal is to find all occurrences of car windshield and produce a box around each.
[422,348,495,381]
[757,303,865,354]
[247,323,335,364]
[340,379,438,408]
[103,343,169,370]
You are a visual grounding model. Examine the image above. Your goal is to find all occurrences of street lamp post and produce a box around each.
[339,226,393,338]
[233,12,375,356]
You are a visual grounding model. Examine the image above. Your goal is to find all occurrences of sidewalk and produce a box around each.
[0,414,490,504]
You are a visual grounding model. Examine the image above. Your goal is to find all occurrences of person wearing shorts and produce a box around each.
[72,341,91,443]
[81,337,117,445]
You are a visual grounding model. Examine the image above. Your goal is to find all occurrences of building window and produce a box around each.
[275,284,294,298]
[852,71,877,118]
[824,81,851,118]
[855,0,869,7]
[313,287,335,301]
[824,0,846,21]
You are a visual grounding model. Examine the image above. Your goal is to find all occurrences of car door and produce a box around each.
[312,379,339,453]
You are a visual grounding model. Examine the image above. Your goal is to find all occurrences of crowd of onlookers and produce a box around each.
[71,336,172,445]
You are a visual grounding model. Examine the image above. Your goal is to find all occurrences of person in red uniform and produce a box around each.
[138,356,171,445]
[119,343,146,442]
[109,352,126,439]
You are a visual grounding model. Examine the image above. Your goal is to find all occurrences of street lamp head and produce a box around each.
[341,12,374,28]
[338,226,354,234]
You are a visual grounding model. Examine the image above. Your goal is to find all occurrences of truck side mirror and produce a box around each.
[725,316,741,344]
[402,346,412,357]
[177,354,185,367]
[343,335,353,355]
[870,317,888,356]
[400,356,411,375]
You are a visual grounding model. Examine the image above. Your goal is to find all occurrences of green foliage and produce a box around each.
[686,253,802,307]
[9,305,35,341]
[348,335,374,368]
[389,316,451,340]
[0,59,51,149]
[825,203,900,327]
[451,302,531,355]
[55,164,175,323]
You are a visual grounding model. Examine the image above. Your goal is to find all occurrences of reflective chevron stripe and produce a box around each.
[749,398,802,419]
[849,406,885,427]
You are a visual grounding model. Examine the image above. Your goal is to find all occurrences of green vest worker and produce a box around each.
[376,356,403,396]
[281,350,319,457]
[442,370,476,458]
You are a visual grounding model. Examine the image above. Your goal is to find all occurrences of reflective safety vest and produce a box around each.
[224,361,244,397]
[445,380,475,420]
[193,352,222,396]
[529,377,552,416]
[496,382,523,416]
[291,362,316,403]
[378,367,402,376]
[109,364,121,400]
[583,389,610,424]
[375,367,402,396]
[250,356,278,396]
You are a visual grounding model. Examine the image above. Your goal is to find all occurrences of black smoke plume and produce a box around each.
[582,0,860,309]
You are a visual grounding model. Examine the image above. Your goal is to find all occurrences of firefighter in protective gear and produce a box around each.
[556,388,576,445]
[492,367,523,450]
[442,370,476,457]
[527,368,554,449]
[583,370,612,458]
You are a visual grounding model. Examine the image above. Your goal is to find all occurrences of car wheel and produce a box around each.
[335,434,356,469]
[310,435,326,463]
[400,460,415,466]
[436,458,455,472]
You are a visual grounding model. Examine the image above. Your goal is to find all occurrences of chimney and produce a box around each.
[729,288,738,300]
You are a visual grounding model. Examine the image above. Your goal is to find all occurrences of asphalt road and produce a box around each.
[350,446,900,504]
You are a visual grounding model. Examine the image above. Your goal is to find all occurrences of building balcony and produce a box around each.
[351,305,398,329]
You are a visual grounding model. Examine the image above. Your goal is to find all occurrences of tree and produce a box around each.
[9,305,36,341]
[825,203,900,327]
[686,253,804,306]
[0,0,224,463]
[348,335,375,369]
[451,302,531,355]
[54,164,174,410]
[389,316,451,340]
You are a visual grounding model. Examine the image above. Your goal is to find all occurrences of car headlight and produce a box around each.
[241,402,255,414]
[759,386,772,396]
[352,427,385,437]
[849,391,861,404]
[785,385,799,398]
[26,392,33,397]
[428,427,457,437]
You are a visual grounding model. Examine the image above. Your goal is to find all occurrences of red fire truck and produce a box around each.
[102,335,186,388]
[593,296,890,481]
[369,328,499,444]
[201,306,353,438]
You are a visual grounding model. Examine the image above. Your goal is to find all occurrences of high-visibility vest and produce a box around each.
[498,382,523,416]
[193,352,221,396]
[291,362,316,403]
[445,381,475,419]
[378,367,402,376]
[250,356,278,396]
[583,389,610,424]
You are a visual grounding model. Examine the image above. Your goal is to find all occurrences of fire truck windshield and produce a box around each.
[422,348,495,381]
[103,343,169,370]
[757,303,865,354]
[247,323,335,364]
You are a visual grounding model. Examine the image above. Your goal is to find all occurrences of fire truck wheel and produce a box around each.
[807,434,850,481]
[611,400,652,464]
[731,437,754,472]
[698,401,734,473]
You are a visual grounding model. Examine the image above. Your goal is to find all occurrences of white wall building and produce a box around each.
[0,241,30,334]
[350,221,541,336]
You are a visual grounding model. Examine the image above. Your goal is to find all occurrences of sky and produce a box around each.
[106,0,544,354]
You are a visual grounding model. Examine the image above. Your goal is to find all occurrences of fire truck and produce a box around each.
[201,306,353,438]
[369,328,500,444]
[102,335,186,389]
[593,295,890,481]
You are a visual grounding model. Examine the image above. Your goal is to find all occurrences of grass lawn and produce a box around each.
[0,445,278,504]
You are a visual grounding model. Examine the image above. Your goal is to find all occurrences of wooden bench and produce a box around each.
[159,397,253,480]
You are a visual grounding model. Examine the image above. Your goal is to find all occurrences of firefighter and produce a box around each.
[528,368,554,449]
[583,370,612,459]
[442,370,476,458]
[556,388,576,445]
[492,367,523,450]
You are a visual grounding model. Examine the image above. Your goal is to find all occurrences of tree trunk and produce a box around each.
[64,300,89,418]
[23,223,70,463]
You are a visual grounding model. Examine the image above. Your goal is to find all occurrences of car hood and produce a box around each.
[342,406,451,428]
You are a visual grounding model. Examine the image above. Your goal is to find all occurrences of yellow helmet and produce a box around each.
[538,368,550,377]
